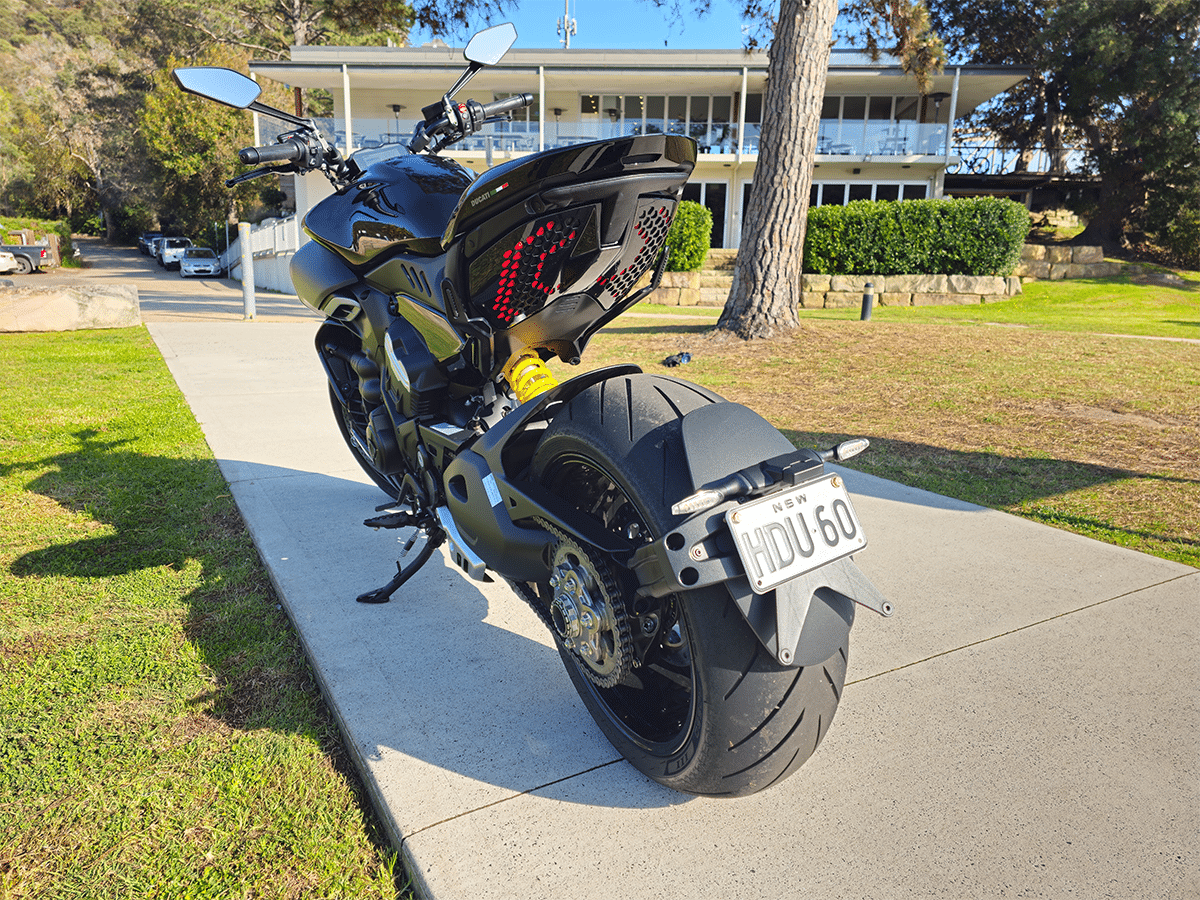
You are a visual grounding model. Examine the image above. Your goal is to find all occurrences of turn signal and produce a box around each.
[502,348,559,405]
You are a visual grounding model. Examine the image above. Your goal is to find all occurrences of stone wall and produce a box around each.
[800,274,1022,308]
[640,244,1114,308]
[1014,244,1120,280]
[0,283,140,332]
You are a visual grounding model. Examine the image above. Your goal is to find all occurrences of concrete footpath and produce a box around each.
[143,315,1199,900]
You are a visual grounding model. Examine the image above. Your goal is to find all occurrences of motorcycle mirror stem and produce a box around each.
[421,22,518,125]
[172,66,315,131]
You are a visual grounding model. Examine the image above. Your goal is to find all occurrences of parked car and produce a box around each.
[138,231,162,255]
[148,236,166,263]
[0,250,19,274]
[0,241,52,274]
[159,237,193,269]
[179,246,221,278]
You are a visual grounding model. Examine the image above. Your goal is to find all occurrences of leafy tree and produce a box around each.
[699,0,944,338]
[139,49,268,238]
[928,0,1200,251]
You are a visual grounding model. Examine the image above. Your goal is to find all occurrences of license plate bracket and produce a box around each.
[725,474,866,594]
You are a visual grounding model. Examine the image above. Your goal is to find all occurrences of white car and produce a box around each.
[179,247,221,278]
[0,250,18,274]
[159,237,193,269]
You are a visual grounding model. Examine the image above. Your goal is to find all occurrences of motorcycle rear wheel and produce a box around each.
[532,373,847,796]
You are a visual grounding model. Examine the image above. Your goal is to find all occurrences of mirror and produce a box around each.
[464,23,517,66]
[172,67,262,109]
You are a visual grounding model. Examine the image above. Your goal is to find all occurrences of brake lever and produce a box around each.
[225,164,294,188]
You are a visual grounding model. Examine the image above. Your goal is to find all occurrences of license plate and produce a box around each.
[725,474,866,594]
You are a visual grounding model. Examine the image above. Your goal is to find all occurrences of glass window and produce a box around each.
[744,93,762,125]
[821,96,840,119]
[894,97,918,121]
[869,97,892,120]
[842,96,866,121]
[849,184,873,202]
[646,95,665,133]
[581,94,599,116]
[821,184,847,206]
[875,184,901,202]
[667,96,687,134]
[624,95,643,134]
[902,184,928,200]
[705,182,727,249]
[689,95,709,141]
[711,95,731,124]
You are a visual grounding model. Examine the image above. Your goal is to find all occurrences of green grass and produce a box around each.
[793,269,1200,339]
[589,272,1200,568]
[0,329,401,899]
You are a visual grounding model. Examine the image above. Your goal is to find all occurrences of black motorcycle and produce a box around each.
[173,23,892,797]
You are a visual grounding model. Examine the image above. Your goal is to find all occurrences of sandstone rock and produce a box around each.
[0,284,140,333]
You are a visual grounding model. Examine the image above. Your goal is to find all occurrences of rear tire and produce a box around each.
[15,256,32,275]
[532,373,847,796]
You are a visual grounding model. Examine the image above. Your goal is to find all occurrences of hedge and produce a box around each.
[803,197,1030,276]
[665,200,712,272]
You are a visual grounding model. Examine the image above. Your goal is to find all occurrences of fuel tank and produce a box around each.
[303,152,475,266]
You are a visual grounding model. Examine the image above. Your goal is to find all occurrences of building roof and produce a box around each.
[249,46,1028,119]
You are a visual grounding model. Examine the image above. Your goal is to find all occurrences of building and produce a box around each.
[248,43,1028,252]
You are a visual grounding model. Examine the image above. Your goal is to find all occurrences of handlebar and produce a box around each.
[410,93,535,153]
[238,138,306,165]
[480,93,534,119]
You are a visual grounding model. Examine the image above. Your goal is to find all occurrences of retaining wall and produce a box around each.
[642,244,1112,308]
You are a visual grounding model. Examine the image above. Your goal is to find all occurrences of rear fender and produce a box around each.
[629,401,886,666]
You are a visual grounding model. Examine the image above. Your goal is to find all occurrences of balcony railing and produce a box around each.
[260,116,962,160]
[947,143,1091,177]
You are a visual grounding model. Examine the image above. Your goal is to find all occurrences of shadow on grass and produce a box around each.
[783,430,1199,559]
[4,430,684,810]
[2,429,400,853]
[598,322,714,337]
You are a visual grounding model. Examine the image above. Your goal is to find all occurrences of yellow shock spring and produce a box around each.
[502,348,559,405]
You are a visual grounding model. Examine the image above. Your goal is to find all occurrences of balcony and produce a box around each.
[260,116,958,161]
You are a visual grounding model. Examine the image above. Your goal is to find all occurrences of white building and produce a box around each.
[249,44,1027,251]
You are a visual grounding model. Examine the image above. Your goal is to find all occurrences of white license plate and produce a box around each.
[725,475,866,594]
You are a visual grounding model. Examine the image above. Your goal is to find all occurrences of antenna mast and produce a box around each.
[557,0,577,48]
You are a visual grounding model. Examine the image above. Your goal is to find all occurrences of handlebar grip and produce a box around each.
[481,93,535,118]
[238,139,304,165]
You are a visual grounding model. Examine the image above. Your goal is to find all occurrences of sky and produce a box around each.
[408,0,756,51]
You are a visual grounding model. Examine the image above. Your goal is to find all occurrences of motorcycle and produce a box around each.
[173,22,892,797]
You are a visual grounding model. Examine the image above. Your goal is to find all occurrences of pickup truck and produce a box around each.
[0,242,52,274]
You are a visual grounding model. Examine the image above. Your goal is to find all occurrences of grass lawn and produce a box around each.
[602,270,1200,568]
[0,329,400,899]
[792,268,1200,339]
[1,266,1195,897]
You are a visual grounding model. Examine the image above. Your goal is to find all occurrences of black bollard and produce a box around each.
[860,281,874,321]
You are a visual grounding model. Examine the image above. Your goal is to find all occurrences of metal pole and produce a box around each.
[860,282,874,321]
[239,221,256,320]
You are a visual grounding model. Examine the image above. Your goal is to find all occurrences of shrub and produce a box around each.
[803,197,1030,276]
[1159,208,1200,271]
[665,200,712,272]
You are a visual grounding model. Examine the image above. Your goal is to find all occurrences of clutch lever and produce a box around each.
[225,164,294,188]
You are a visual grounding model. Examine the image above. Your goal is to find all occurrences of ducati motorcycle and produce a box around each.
[173,23,892,797]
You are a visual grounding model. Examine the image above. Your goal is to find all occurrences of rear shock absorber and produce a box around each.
[502,348,559,405]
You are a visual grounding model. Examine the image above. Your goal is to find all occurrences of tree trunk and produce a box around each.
[716,0,837,340]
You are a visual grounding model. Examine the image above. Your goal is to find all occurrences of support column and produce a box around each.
[342,64,354,155]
